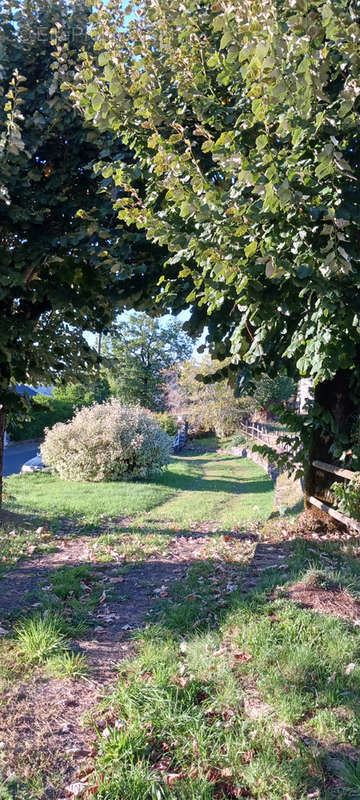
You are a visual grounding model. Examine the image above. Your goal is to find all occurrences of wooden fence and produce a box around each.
[239,421,289,453]
[308,460,360,533]
[240,421,360,533]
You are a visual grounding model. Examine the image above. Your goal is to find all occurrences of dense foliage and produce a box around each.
[0,0,111,411]
[71,0,360,474]
[0,0,170,505]
[104,312,193,410]
[166,357,245,437]
[333,476,360,521]
[41,400,172,482]
[152,411,179,436]
[250,374,295,418]
[8,394,74,441]
[73,0,360,381]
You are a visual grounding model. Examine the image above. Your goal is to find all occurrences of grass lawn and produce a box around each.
[4,450,273,527]
[0,449,274,575]
[2,446,360,799]
[83,537,360,800]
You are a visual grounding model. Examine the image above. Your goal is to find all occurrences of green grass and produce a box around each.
[3,446,360,798]
[46,650,89,680]
[0,521,54,579]
[15,614,68,664]
[82,538,360,800]
[2,452,274,570]
[3,470,176,524]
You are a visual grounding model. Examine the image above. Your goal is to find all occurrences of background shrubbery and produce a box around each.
[152,411,178,436]
[41,400,172,482]
[8,395,74,441]
[8,380,110,441]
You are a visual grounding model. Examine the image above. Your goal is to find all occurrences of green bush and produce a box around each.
[153,411,178,436]
[41,400,172,482]
[8,395,74,441]
[332,476,360,521]
[230,431,248,448]
[53,377,110,406]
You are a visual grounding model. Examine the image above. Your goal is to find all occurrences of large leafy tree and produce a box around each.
[104,312,193,410]
[0,0,166,500]
[165,356,245,437]
[72,0,360,491]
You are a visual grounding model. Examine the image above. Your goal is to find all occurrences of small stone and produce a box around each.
[345,662,356,675]
[65,746,89,757]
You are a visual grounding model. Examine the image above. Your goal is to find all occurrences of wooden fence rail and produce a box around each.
[239,421,290,453]
[240,421,360,533]
[308,459,360,533]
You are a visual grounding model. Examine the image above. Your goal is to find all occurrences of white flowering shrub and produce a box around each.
[40,400,172,482]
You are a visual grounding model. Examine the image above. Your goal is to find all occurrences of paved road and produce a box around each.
[3,441,40,476]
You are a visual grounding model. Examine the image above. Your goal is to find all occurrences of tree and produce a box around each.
[165,356,245,437]
[0,0,166,503]
[72,0,360,491]
[104,312,193,410]
[250,375,295,420]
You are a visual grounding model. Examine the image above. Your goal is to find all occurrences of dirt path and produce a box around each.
[0,524,293,799]
[0,532,219,797]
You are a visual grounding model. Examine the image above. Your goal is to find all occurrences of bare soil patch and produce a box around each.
[286,578,360,622]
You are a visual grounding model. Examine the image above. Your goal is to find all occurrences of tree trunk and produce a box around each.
[0,408,6,509]
[304,370,356,508]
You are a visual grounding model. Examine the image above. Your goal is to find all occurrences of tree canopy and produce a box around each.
[104,312,193,410]
[70,0,360,472]
[0,0,168,424]
[72,0,360,383]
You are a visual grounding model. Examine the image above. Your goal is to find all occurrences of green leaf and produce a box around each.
[98,52,110,66]
[220,29,232,49]
[92,93,103,111]
[245,241,258,258]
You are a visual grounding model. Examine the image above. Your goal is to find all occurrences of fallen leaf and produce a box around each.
[214,647,227,657]
[65,782,88,797]
[327,671,337,684]
[234,651,252,662]
[189,767,199,779]
[221,767,233,778]
[166,773,183,786]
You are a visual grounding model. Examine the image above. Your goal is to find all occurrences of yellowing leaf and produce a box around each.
[244,241,258,258]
